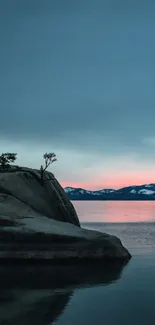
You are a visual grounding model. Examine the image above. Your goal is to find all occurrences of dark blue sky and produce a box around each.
[1,0,155,188]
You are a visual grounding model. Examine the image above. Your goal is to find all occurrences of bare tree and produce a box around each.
[0,153,17,170]
[40,152,57,183]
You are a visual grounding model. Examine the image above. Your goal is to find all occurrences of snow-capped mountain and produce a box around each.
[64,184,155,200]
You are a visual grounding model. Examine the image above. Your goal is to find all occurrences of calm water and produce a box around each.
[73,200,155,223]
[1,201,155,325]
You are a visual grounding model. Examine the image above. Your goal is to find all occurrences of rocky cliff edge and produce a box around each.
[0,166,131,261]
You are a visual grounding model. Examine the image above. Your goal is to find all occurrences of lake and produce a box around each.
[1,201,155,325]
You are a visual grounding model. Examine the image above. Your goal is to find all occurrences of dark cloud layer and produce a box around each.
[0,0,155,156]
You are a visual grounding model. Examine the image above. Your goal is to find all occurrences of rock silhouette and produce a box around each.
[0,166,131,261]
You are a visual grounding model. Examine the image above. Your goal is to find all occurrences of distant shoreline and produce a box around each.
[65,184,155,201]
[70,198,155,201]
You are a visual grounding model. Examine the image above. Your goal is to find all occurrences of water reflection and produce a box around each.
[0,261,128,325]
[0,289,71,325]
[73,201,155,222]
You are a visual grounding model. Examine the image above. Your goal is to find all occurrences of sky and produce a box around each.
[1,0,155,190]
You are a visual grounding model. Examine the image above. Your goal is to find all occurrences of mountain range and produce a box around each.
[64,184,155,200]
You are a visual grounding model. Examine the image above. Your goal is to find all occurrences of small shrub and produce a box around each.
[0,153,17,169]
[40,152,57,183]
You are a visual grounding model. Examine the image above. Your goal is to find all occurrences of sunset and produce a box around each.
[62,170,155,190]
[0,1,155,325]
[1,0,155,190]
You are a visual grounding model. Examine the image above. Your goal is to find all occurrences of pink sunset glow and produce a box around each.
[73,201,155,223]
[61,170,155,190]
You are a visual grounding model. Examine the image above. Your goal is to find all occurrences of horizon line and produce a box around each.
[63,182,155,191]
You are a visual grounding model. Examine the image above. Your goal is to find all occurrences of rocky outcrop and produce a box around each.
[0,165,80,226]
[0,166,131,261]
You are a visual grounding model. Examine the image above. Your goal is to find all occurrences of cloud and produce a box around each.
[0,0,155,188]
[142,136,155,146]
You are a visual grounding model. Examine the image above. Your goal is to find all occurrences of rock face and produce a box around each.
[0,165,79,226]
[0,166,131,261]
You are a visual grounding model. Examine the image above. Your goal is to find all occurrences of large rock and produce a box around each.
[0,166,131,261]
[0,165,79,226]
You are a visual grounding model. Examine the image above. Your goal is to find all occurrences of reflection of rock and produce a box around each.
[0,166,131,261]
[0,262,127,325]
[0,261,127,290]
[0,289,71,325]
